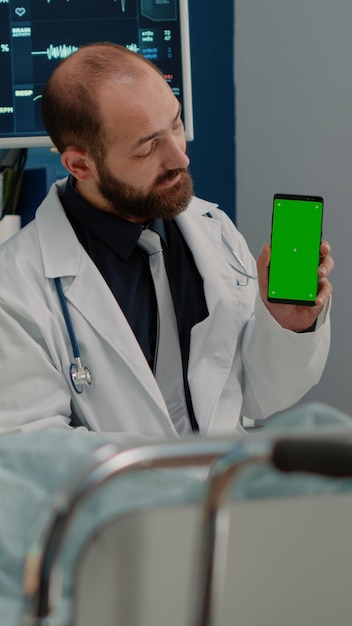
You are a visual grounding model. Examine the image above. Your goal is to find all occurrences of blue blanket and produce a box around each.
[1,402,352,626]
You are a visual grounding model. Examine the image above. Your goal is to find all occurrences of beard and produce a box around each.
[95,160,193,222]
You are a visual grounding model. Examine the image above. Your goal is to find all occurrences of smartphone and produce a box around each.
[268,194,324,305]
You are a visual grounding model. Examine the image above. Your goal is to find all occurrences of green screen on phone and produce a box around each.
[268,195,324,305]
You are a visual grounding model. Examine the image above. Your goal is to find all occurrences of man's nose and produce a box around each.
[161,136,190,170]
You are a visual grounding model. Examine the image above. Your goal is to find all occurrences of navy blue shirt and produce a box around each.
[59,177,208,431]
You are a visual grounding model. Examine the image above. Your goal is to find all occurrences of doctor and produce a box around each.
[0,43,333,446]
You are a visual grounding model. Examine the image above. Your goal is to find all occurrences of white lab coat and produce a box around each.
[0,179,330,446]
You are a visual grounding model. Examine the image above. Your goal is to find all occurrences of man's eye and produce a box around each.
[173,119,184,132]
[137,143,156,159]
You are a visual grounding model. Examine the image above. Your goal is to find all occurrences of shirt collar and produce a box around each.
[144,219,168,247]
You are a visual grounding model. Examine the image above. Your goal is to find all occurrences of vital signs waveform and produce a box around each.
[31,44,79,60]
[45,0,127,10]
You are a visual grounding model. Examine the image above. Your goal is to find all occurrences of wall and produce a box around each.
[235,0,352,414]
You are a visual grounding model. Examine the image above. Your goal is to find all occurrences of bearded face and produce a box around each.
[95,159,193,222]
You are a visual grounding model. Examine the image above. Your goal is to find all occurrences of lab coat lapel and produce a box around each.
[36,182,170,416]
[176,200,240,430]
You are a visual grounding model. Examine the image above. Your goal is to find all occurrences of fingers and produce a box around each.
[317,241,334,305]
[257,244,270,270]
[316,275,333,306]
[320,240,331,257]
[318,254,334,278]
[318,240,334,279]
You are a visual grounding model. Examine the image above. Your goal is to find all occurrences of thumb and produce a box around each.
[256,244,271,298]
[257,243,271,270]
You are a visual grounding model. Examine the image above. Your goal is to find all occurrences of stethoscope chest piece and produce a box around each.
[70,358,92,394]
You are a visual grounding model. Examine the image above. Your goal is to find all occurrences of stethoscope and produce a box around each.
[54,277,92,394]
[54,217,256,394]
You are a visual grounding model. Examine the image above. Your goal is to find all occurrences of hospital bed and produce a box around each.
[15,405,352,626]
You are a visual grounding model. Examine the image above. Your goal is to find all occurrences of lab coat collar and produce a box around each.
[39,179,171,273]
[37,179,221,282]
[37,179,83,278]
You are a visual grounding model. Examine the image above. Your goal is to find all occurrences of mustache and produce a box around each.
[154,168,188,186]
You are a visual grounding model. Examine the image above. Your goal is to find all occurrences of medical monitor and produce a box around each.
[0,0,193,148]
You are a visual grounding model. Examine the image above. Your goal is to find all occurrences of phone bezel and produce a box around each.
[267,193,324,306]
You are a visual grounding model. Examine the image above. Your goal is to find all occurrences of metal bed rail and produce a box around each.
[196,437,352,626]
[21,437,239,626]
[21,434,352,626]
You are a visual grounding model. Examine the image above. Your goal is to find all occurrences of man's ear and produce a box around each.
[61,147,96,181]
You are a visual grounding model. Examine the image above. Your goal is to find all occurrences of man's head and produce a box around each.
[41,42,193,222]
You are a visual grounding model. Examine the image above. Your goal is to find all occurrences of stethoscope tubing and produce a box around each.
[54,277,81,358]
[55,277,92,394]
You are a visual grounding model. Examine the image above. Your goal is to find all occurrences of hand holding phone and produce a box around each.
[268,194,324,306]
